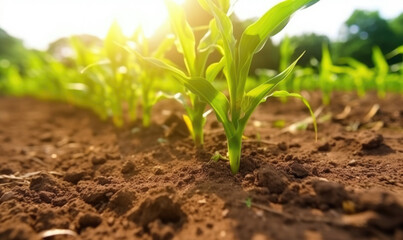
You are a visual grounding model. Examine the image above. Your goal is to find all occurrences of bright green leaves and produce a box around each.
[105,21,128,69]
[198,0,230,16]
[186,77,230,126]
[139,0,229,146]
[241,54,304,126]
[201,0,236,99]
[372,46,389,98]
[196,0,319,173]
[165,0,196,75]
[238,0,318,99]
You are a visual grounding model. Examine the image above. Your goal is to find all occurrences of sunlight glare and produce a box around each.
[113,0,185,38]
[0,0,186,49]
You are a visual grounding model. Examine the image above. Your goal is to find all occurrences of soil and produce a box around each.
[0,92,402,240]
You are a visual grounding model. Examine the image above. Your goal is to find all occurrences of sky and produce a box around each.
[0,0,402,50]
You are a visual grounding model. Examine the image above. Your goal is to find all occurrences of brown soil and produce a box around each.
[0,92,402,240]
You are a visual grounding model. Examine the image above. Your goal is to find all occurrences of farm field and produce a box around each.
[0,92,402,240]
[1,0,403,239]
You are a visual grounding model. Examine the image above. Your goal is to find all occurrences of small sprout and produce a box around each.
[211,151,228,162]
[245,197,252,208]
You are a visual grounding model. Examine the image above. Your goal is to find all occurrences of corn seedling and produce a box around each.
[69,35,118,121]
[128,27,176,127]
[372,46,389,98]
[133,0,224,146]
[319,44,346,104]
[278,35,296,101]
[142,0,318,173]
[78,21,139,126]
[339,57,373,97]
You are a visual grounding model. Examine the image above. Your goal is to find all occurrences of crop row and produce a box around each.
[0,0,401,173]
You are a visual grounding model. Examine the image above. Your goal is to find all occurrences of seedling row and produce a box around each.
[0,0,401,173]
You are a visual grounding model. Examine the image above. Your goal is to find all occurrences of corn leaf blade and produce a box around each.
[238,0,318,93]
[269,90,317,140]
[165,0,196,75]
[241,53,303,124]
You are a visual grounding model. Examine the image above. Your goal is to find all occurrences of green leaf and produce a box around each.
[104,21,127,65]
[198,0,230,15]
[185,77,230,126]
[238,0,319,97]
[132,51,230,126]
[206,57,225,82]
[241,53,304,124]
[201,0,237,101]
[140,56,188,80]
[372,46,389,75]
[386,45,403,58]
[268,90,317,140]
[165,0,196,75]
[198,19,220,53]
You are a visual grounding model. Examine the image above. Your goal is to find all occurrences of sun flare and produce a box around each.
[111,0,185,38]
[0,0,185,49]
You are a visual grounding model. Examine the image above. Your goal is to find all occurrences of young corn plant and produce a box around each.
[318,44,346,105]
[78,21,138,126]
[196,0,318,173]
[128,27,176,127]
[141,0,318,173]
[278,35,296,101]
[133,0,224,146]
[372,46,389,98]
[339,57,373,97]
[69,35,117,121]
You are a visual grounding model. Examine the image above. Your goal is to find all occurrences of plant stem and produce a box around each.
[191,113,205,147]
[227,133,242,174]
[142,105,151,127]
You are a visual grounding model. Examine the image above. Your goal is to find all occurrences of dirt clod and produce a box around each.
[0,222,39,240]
[78,213,102,230]
[153,166,164,175]
[121,160,135,174]
[127,195,185,228]
[347,159,358,166]
[148,220,175,240]
[277,142,288,151]
[29,174,58,192]
[289,162,309,178]
[39,132,53,142]
[109,189,136,214]
[317,142,331,152]
[64,171,87,184]
[257,165,289,194]
[358,131,384,150]
[91,155,106,165]
[313,181,348,209]
[38,191,54,203]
